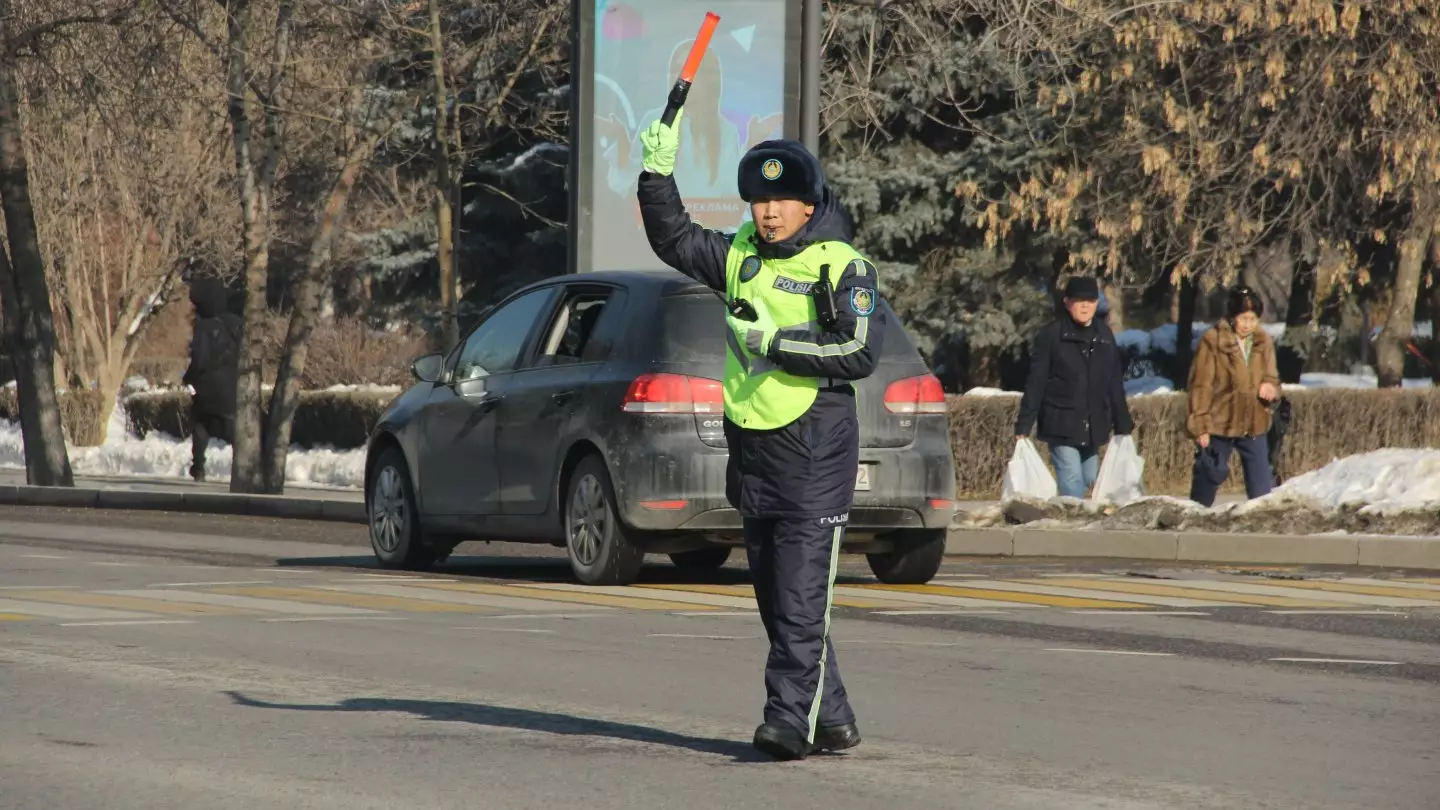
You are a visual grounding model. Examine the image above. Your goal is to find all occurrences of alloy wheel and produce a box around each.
[568,473,609,566]
[371,465,406,554]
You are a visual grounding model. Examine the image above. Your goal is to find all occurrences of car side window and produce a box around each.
[535,290,614,366]
[453,289,553,382]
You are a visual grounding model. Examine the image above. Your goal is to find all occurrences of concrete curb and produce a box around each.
[0,485,367,525]
[946,527,1440,570]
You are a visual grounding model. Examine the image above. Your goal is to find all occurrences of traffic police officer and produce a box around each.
[635,109,885,761]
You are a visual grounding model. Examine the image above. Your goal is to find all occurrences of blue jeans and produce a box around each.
[1190,435,1274,507]
[1049,444,1099,499]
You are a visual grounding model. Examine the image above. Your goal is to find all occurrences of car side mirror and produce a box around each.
[411,352,445,384]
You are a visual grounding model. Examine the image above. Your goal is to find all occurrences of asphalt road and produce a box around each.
[1,506,1437,809]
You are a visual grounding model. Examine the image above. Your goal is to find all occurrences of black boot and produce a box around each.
[811,722,861,753]
[752,723,809,761]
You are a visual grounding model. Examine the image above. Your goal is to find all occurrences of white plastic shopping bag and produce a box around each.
[1002,438,1058,501]
[1092,434,1146,504]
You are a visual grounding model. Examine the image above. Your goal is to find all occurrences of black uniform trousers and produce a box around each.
[727,389,860,742]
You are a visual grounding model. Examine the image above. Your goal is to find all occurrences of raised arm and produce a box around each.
[766,258,885,381]
[637,170,730,292]
[634,113,730,292]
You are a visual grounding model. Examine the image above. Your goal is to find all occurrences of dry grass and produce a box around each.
[0,388,109,446]
[948,389,1440,498]
[125,389,397,449]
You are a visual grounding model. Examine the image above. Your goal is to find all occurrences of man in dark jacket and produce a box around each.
[636,109,883,761]
[1014,276,1134,499]
[182,277,240,482]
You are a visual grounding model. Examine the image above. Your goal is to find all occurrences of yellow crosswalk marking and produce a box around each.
[633,582,904,609]
[1243,579,1440,602]
[1018,579,1354,608]
[14,590,257,616]
[417,582,711,611]
[856,583,1144,610]
[209,586,489,614]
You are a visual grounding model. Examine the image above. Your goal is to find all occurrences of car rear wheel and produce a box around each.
[565,455,644,586]
[669,546,732,572]
[866,529,946,584]
[368,447,437,571]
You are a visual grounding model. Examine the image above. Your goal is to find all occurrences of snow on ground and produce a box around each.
[1285,371,1434,390]
[1245,448,1440,516]
[0,399,365,490]
[1124,376,1175,396]
[962,386,1020,397]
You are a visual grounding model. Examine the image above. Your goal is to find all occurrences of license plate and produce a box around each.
[855,464,872,491]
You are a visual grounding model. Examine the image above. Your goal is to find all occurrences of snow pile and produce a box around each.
[1254,449,1440,516]
[0,399,365,490]
[1285,371,1434,391]
[963,387,1020,397]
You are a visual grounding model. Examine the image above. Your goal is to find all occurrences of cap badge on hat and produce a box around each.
[761,158,783,180]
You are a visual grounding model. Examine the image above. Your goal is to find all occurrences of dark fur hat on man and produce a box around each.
[737,139,824,204]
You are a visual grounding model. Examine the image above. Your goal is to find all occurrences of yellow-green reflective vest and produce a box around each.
[722,222,865,430]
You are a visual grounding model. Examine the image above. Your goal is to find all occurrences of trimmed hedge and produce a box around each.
[124,389,399,450]
[8,386,1438,500]
[949,389,1440,498]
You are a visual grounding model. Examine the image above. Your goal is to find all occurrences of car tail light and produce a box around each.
[622,373,723,414]
[883,374,947,414]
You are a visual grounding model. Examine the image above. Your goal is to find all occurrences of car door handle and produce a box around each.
[551,390,575,405]
[478,396,502,414]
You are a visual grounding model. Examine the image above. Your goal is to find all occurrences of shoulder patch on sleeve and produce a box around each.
[847,258,876,278]
[849,286,876,316]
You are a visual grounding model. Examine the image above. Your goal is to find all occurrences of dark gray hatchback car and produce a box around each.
[363,268,956,586]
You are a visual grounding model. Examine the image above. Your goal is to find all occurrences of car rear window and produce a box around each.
[655,292,921,362]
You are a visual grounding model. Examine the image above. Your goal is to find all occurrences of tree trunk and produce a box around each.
[1174,274,1198,389]
[261,139,373,493]
[430,0,458,352]
[1428,240,1440,384]
[0,37,73,486]
[1375,195,1438,388]
[225,0,292,493]
[1101,280,1125,332]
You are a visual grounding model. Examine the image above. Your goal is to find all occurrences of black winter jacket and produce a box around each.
[636,170,884,519]
[1014,317,1134,449]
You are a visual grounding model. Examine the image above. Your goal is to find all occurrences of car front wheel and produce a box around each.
[368,446,437,571]
[866,528,946,584]
[564,455,644,585]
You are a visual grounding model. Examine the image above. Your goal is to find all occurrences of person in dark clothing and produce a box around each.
[1014,276,1135,499]
[636,109,883,761]
[182,277,241,482]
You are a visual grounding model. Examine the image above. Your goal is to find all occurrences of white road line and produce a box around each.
[1265,610,1409,616]
[648,633,757,640]
[872,610,1010,616]
[0,598,149,621]
[321,583,612,612]
[975,580,1226,608]
[260,616,408,623]
[1069,610,1212,616]
[1168,580,1440,608]
[848,640,964,647]
[60,620,196,627]
[522,582,758,609]
[834,586,1040,609]
[147,581,271,588]
[0,585,80,590]
[1044,649,1176,657]
[104,589,382,616]
[456,627,557,634]
[1036,573,1110,578]
[20,554,69,559]
[1341,578,1440,593]
[86,561,143,567]
[670,611,758,617]
[1269,657,1401,666]
[481,613,617,620]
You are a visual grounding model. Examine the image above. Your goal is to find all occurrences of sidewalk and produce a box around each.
[0,471,1432,570]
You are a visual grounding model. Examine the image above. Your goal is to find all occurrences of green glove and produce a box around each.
[640,109,684,176]
[727,298,778,359]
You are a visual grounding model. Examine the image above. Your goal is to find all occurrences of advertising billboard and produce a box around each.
[569,0,802,273]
